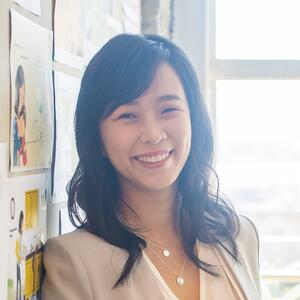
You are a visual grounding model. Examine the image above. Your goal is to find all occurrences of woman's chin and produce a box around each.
[136,178,178,193]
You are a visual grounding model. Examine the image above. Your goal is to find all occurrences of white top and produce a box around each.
[142,240,243,300]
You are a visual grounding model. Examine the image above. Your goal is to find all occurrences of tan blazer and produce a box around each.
[41,216,262,299]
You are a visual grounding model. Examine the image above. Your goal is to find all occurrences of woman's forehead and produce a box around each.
[149,63,184,90]
[131,64,185,102]
[103,62,187,116]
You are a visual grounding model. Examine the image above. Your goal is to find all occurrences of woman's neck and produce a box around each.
[119,182,179,242]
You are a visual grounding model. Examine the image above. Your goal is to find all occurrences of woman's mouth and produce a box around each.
[134,150,174,169]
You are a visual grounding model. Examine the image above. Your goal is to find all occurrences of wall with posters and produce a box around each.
[0,2,53,300]
[0,1,142,299]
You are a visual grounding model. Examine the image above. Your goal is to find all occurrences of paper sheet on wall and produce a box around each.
[106,14,123,39]
[82,0,108,65]
[122,0,141,34]
[6,171,49,300]
[104,0,142,41]
[105,0,124,22]
[54,0,85,69]
[105,0,124,40]
[0,144,9,300]
[54,0,142,68]
[10,10,54,172]
[53,71,80,204]
[13,0,41,16]
[59,207,76,235]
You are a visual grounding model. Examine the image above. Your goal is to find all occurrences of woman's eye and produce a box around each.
[162,107,178,114]
[118,113,137,120]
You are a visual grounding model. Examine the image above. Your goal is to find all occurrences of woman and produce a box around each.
[13,65,27,167]
[42,34,261,299]
[15,210,25,300]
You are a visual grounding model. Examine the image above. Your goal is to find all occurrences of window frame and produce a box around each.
[206,0,300,285]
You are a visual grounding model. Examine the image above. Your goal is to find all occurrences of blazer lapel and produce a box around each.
[110,245,172,300]
[214,245,261,300]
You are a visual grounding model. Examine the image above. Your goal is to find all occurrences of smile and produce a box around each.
[136,151,171,163]
[134,150,174,169]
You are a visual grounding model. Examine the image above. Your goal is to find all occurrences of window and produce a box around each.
[210,1,300,298]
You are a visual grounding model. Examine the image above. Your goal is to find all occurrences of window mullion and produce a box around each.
[211,59,300,80]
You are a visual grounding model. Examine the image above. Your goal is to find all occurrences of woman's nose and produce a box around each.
[139,118,167,145]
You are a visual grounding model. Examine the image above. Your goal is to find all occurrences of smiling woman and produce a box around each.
[41,34,262,300]
[100,62,191,193]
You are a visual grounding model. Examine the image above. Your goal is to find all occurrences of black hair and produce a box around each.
[68,34,240,287]
[18,210,24,233]
[14,65,25,116]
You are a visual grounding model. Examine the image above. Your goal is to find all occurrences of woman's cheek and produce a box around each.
[169,115,190,136]
[108,127,135,157]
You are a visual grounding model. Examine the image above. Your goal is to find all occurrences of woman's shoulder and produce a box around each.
[212,215,261,298]
[41,229,104,299]
[44,228,114,256]
[234,215,261,294]
[42,229,128,286]
[235,215,260,259]
[45,228,101,246]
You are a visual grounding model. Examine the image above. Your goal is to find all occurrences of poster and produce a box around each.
[53,71,80,204]
[6,172,49,300]
[83,0,107,65]
[106,14,123,39]
[122,0,141,34]
[13,0,41,16]
[105,0,124,40]
[0,144,9,300]
[10,10,54,172]
[54,0,85,69]
[54,0,140,67]
[105,0,124,23]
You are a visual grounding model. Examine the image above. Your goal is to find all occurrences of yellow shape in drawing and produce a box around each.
[25,192,31,229]
[24,250,43,298]
[25,190,39,229]
[25,258,33,298]
[34,252,42,292]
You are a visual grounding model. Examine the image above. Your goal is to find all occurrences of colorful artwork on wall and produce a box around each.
[10,10,54,172]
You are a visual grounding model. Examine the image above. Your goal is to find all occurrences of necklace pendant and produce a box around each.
[163,249,170,257]
[176,276,184,286]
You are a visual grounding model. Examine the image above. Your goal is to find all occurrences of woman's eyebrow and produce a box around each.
[157,94,182,102]
[123,94,182,107]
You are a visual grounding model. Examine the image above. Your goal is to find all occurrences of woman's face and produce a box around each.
[20,218,24,235]
[100,63,192,193]
[19,85,25,108]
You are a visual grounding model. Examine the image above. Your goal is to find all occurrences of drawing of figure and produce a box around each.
[31,245,41,300]
[15,210,26,300]
[13,65,27,166]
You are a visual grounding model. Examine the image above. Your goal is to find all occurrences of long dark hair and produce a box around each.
[18,210,24,233]
[14,65,25,116]
[68,34,240,287]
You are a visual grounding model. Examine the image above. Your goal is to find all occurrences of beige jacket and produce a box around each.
[41,216,262,299]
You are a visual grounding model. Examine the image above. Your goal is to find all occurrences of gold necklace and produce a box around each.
[144,236,178,257]
[147,245,188,286]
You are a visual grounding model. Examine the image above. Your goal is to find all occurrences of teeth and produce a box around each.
[137,152,170,163]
